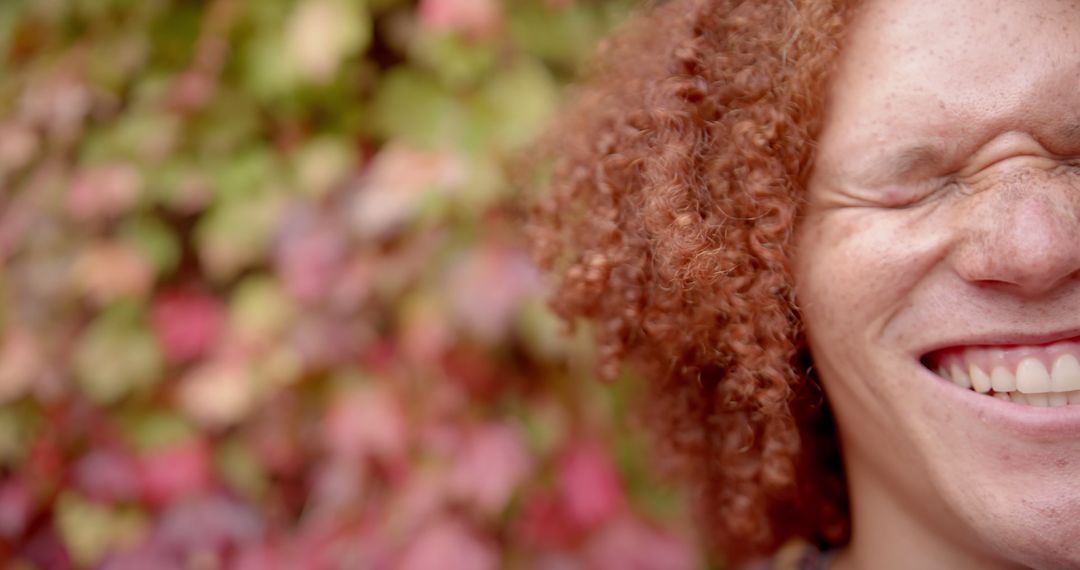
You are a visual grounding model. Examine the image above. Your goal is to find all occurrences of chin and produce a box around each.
[967,492,1080,569]
[910,357,1080,569]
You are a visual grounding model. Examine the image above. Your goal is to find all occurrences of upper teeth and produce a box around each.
[935,351,1080,407]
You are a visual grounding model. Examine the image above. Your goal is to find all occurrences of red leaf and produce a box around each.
[138,440,212,506]
[151,288,224,365]
[0,477,33,539]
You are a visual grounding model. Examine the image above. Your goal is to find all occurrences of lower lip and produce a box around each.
[922,364,1080,439]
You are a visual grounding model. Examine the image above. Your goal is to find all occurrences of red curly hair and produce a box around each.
[528,0,860,562]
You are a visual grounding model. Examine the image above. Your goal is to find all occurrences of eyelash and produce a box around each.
[894,176,958,209]
[1064,159,1080,175]
[886,159,1080,209]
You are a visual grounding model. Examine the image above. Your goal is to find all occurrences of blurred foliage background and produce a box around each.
[0,0,703,568]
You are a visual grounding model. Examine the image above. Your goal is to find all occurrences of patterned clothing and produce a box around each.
[743,540,836,570]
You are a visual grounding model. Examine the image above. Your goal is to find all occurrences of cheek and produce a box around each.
[795,212,897,334]
[795,208,948,342]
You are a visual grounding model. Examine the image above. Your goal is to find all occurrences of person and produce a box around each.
[528,0,1080,567]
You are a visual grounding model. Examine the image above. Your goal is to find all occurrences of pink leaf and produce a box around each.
[398,518,498,570]
[417,0,502,38]
[348,144,464,240]
[176,359,256,429]
[20,71,92,142]
[275,211,347,305]
[231,542,282,570]
[323,384,408,462]
[399,297,453,364]
[556,441,624,532]
[138,440,212,506]
[389,467,452,536]
[307,459,367,517]
[285,0,369,83]
[0,477,33,539]
[154,494,262,554]
[446,245,539,342]
[73,241,154,304]
[0,121,39,176]
[151,288,224,364]
[0,329,41,404]
[448,423,532,516]
[584,517,699,570]
[66,163,142,223]
[73,448,141,503]
[168,71,217,114]
[99,542,179,570]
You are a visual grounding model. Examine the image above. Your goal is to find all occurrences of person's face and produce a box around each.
[796,0,1080,566]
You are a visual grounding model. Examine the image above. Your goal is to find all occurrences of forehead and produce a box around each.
[841,0,1080,102]
[816,0,1080,180]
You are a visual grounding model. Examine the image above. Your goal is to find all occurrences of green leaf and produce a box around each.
[191,90,264,157]
[367,0,408,14]
[285,0,371,82]
[291,135,355,198]
[240,25,300,101]
[194,150,287,280]
[195,194,285,281]
[55,492,148,568]
[80,109,181,165]
[506,0,598,70]
[146,0,204,71]
[73,301,163,405]
[143,157,210,214]
[452,153,503,213]
[215,437,269,499]
[118,216,181,278]
[211,147,280,202]
[409,32,497,89]
[471,60,558,151]
[368,66,463,147]
[121,409,196,451]
[86,30,149,94]
[0,1,26,61]
[228,274,296,343]
[0,404,40,468]
[239,0,371,101]
[72,0,144,24]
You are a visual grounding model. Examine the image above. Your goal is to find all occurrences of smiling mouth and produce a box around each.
[924,337,1080,407]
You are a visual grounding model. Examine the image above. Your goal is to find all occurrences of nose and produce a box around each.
[951,176,1080,298]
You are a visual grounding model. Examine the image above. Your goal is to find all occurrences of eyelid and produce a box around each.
[886,155,1080,208]
[869,175,954,209]
[1059,158,1080,180]
[914,175,960,203]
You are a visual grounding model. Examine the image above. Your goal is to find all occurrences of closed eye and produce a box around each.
[876,176,959,210]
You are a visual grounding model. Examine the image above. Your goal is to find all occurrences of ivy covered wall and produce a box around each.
[0,0,703,568]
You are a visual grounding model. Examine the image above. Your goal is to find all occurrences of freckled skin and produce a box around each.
[796,0,1080,568]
